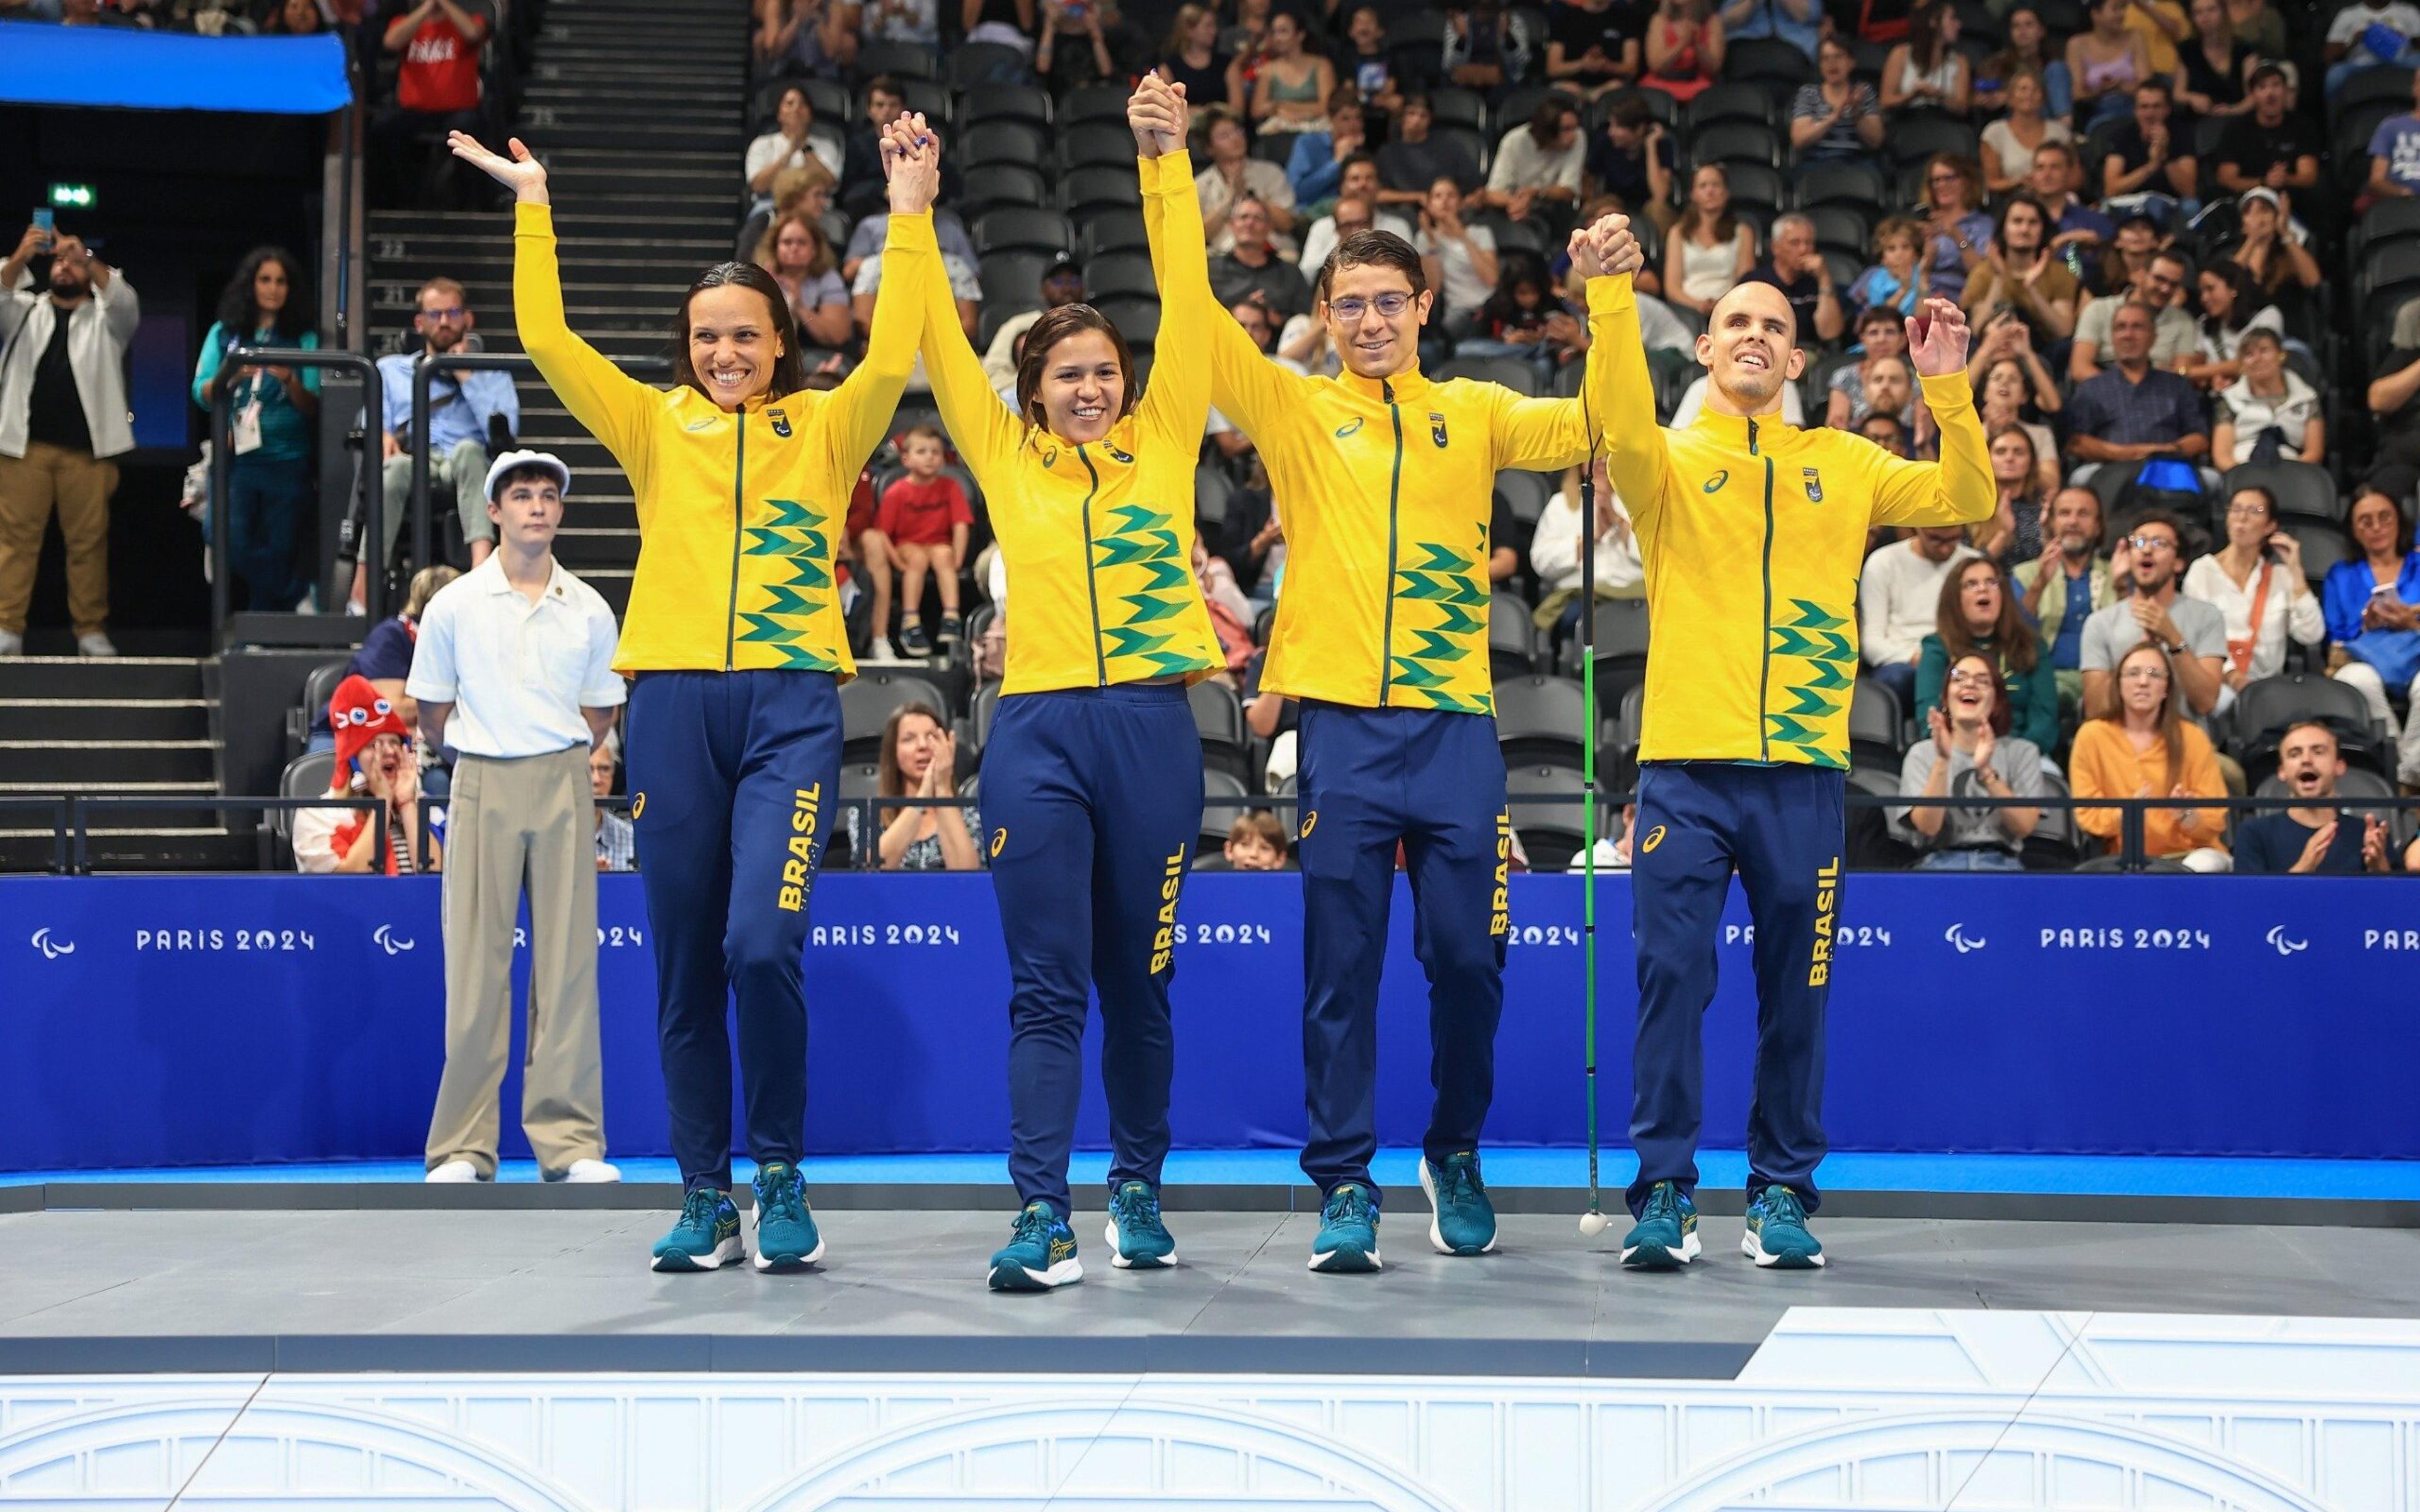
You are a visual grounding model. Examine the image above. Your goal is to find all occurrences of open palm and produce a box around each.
[448,132,549,203]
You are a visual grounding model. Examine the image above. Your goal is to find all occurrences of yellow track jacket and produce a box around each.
[1205,270,1623,714]
[1596,274,1996,769]
[916,150,1222,694]
[515,200,935,677]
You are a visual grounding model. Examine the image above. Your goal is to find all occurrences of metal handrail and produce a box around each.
[66,795,383,876]
[209,347,386,632]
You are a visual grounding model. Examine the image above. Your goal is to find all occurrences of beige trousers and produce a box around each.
[425,743,606,1177]
[0,441,115,635]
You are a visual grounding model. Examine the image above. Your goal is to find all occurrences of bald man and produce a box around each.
[1588,232,1996,1271]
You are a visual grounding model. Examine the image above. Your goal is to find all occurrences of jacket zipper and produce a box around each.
[1751,416,1774,762]
[1076,444,1108,685]
[1377,382,1404,706]
[723,411,746,673]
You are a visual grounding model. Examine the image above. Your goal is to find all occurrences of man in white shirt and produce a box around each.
[1298,178,1415,276]
[2327,0,2420,94]
[1528,455,1643,658]
[408,450,625,1186]
[1858,527,1978,707]
[1480,97,1586,225]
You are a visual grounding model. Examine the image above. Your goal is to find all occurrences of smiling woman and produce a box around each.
[445,124,943,1276]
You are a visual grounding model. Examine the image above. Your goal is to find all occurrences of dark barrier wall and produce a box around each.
[4,873,2414,1172]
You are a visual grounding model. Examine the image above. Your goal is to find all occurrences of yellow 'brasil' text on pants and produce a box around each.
[0,440,115,636]
[425,743,607,1177]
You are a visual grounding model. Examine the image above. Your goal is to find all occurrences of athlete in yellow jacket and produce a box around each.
[1585,215,1995,1274]
[451,124,940,1275]
[914,79,1218,1291]
[1204,205,1632,1272]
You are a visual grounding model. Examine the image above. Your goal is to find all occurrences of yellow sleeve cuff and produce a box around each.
[514,200,555,235]
[1151,147,1194,189]
[1587,274,1635,317]
[1918,370,1975,412]
[884,209,938,252]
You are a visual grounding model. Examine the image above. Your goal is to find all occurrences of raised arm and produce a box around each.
[1871,297,1995,528]
[829,115,943,477]
[455,134,657,469]
[1572,216,1671,537]
[1491,221,1635,474]
[910,142,1019,481]
[1132,82,1218,447]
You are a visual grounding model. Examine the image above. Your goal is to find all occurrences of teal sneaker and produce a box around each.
[750,1162,826,1272]
[1308,1182,1382,1273]
[1417,1151,1498,1256]
[1105,1180,1177,1269]
[1620,1180,1700,1269]
[990,1200,1083,1290]
[1743,1184,1825,1269]
[650,1188,743,1273]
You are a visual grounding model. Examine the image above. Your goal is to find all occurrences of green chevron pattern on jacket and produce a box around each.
[736,497,842,672]
[1390,534,1492,715]
[1095,501,1218,682]
[1765,597,1855,767]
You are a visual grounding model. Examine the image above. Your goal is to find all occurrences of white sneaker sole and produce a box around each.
[752,1234,827,1271]
[1306,1245,1381,1272]
[1104,1220,1177,1269]
[991,1256,1084,1289]
[1417,1160,1499,1256]
[1620,1230,1701,1267]
[1741,1228,1826,1268]
[652,1235,744,1272]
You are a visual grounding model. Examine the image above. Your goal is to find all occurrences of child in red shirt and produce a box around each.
[863,424,972,656]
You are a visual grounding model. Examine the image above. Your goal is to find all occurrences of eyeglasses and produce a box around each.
[1946,670,1998,688]
[2124,534,2176,553]
[1326,292,1415,322]
[2119,666,2170,683]
[418,307,467,322]
[2224,503,2272,518]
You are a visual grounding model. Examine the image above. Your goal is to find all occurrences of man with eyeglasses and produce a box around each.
[356,277,520,612]
[2068,249,2197,384]
[2080,510,2227,722]
[1201,210,1632,1274]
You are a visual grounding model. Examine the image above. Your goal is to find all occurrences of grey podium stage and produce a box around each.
[3,1190,2415,1379]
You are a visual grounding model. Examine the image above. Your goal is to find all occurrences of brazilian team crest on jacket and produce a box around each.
[768,408,792,439]
[1429,411,1448,448]
[1802,466,1823,503]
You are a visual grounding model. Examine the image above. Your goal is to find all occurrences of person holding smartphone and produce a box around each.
[2182,485,2322,690]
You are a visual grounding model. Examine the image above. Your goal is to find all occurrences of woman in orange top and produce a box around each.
[2068,639,2230,866]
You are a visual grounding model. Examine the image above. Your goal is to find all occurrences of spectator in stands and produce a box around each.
[1286,89,1368,212]
[2364,324,2420,494]
[1881,1,1973,116]
[2211,65,2320,205]
[1376,94,1485,208]
[2015,485,2116,712]
[1415,176,1501,336]
[982,253,1086,399]
[2101,81,2199,206]
[1223,809,1289,869]
[1860,411,1913,456]
[1240,642,1294,742]
[862,0,938,49]
[2070,249,2194,381]
[1970,421,2051,568]
[2235,722,2404,873]
[2066,0,2153,130]
[740,159,837,266]
[1035,0,1144,94]
[1455,255,1577,382]
[1301,183,1414,273]
[2211,329,2320,468]
[2182,484,2322,690]
[1721,0,1819,59]
[1893,653,2045,869]
[754,212,854,353]
[372,0,491,209]
[843,701,982,869]
[1840,353,1919,437]
[296,673,441,874]
[2177,0,2258,120]
[2081,510,2227,719]
[2181,261,2281,389]
[1847,216,1926,321]
[2064,301,2210,483]
[1444,1,1538,90]
[2225,188,2320,302]
[1979,71,2071,196]
[843,203,981,340]
[1661,164,1753,318]
[862,423,969,655]
[2223,0,2287,54]
[1198,105,1299,251]
[192,246,320,614]
[1790,35,1886,165]
[1916,155,1991,305]
[592,729,634,872]
[1827,304,1913,427]
[1248,10,1334,134]
[335,564,459,752]
[1530,455,1644,656]
[1971,336,2063,493]
[746,86,843,219]
[2029,142,2115,263]
[2070,641,2230,866]
[2325,487,2420,784]
[1586,95,1676,233]
[1861,525,1978,706]
[0,222,137,660]
[1483,98,1586,227]
[756,0,859,80]
[261,0,326,35]
[1960,194,2080,344]
[2369,69,2420,197]
[1639,0,1722,103]
[1212,196,1313,322]
[1194,536,1256,679]
[1159,3,1233,111]
[1916,554,2060,748]
[2325,0,2420,95]
[1744,214,1845,345]
[1548,0,1645,96]
[1978,8,2073,122]
[362,277,516,611]
[1337,5,1405,118]
[841,76,908,209]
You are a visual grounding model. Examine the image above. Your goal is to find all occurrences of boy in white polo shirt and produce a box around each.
[408,450,625,1184]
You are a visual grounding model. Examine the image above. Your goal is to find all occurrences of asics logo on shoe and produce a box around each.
[1049,1237,1075,1263]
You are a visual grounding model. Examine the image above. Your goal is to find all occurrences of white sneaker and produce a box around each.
[425,1159,483,1183]
[0,629,20,657]
[76,632,117,658]
[560,1158,622,1184]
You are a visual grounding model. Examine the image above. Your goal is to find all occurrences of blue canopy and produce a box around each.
[0,28,349,114]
